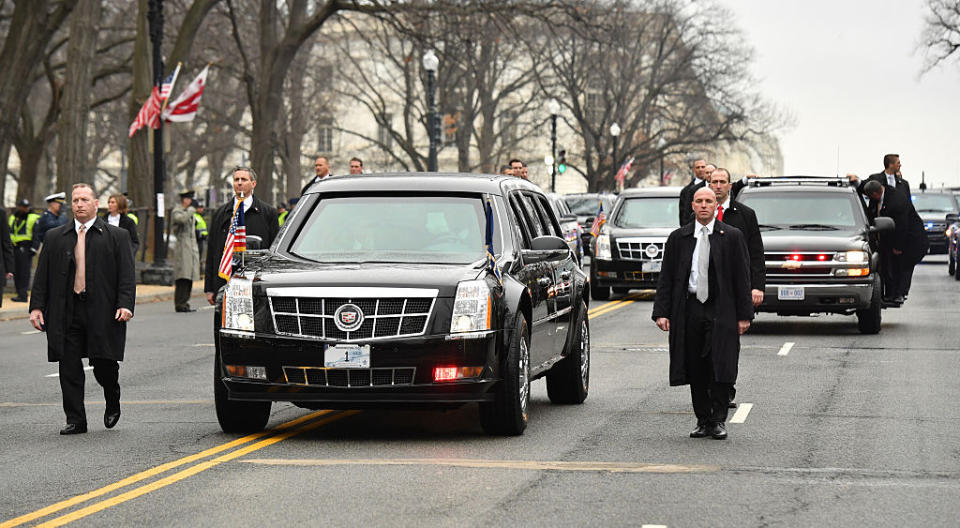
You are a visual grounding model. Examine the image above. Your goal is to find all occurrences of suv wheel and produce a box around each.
[479,314,530,435]
[214,349,271,433]
[589,268,610,300]
[955,254,960,280]
[546,300,590,404]
[856,277,882,334]
[949,252,956,276]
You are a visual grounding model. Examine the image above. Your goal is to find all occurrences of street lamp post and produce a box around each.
[548,99,559,192]
[423,50,439,172]
[609,122,620,191]
[657,137,667,186]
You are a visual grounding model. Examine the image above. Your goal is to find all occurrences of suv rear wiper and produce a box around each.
[757,224,782,230]
[787,223,839,230]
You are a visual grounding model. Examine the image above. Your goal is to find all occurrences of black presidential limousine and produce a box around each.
[214,173,590,435]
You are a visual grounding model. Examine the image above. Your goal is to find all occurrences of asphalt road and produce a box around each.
[2,257,959,527]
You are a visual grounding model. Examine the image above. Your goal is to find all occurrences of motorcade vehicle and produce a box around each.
[737,176,894,334]
[562,193,616,256]
[589,187,680,300]
[911,191,959,255]
[946,192,960,278]
[546,192,584,265]
[214,173,590,436]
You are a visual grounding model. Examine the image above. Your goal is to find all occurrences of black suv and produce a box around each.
[911,190,959,255]
[563,193,616,256]
[737,177,894,334]
[214,173,589,436]
[589,187,679,299]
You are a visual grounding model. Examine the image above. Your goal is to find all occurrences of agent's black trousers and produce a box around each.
[174,279,193,309]
[59,293,119,426]
[13,243,32,298]
[684,295,732,426]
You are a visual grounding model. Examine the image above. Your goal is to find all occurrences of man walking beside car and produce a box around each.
[205,167,279,305]
[653,187,754,440]
[301,156,332,195]
[28,183,136,435]
[678,159,709,226]
[862,180,927,304]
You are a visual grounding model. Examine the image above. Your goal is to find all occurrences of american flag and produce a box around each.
[217,197,247,280]
[590,202,606,237]
[614,156,635,187]
[128,67,180,138]
[163,65,209,123]
[159,64,181,100]
[128,87,162,138]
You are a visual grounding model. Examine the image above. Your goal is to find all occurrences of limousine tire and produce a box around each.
[480,314,530,436]
[214,350,271,433]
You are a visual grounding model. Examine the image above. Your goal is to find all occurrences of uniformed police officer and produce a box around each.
[33,192,70,253]
[171,190,201,312]
[9,199,40,302]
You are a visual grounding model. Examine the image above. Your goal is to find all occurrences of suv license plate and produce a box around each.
[324,344,371,368]
[642,261,661,273]
[778,286,805,300]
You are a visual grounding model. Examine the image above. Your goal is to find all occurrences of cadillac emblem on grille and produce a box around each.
[644,244,659,258]
[334,303,364,332]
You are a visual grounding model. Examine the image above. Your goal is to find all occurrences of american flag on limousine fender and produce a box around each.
[217,196,247,280]
[590,202,606,237]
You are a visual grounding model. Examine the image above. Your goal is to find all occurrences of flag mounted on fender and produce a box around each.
[590,202,606,237]
[163,65,209,123]
[218,196,247,280]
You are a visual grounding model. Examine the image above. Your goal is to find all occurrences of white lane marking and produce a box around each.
[730,403,753,424]
[201,305,215,311]
[191,343,215,347]
[21,330,42,335]
[45,366,93,378]
[777,342,795,356]
[642,525,668,528]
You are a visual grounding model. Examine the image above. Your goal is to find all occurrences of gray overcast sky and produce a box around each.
[724,0,960,189]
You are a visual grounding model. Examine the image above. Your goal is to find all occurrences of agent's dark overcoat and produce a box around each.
[652,221,754,386]
[29,218,136,362]
[204,196,278,295]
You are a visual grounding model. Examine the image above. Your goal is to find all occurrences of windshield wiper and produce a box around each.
[787,223,839,231]
[757,224,782,230]
[917,208,949,213]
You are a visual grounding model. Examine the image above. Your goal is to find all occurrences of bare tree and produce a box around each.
[0,0,78,203]
[531,0,783,191]
[921,0,960,71]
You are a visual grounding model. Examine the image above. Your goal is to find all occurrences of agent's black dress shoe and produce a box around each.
[60,423,87,435]
[104,387,121,429]
[11,297,27,302]
[690,424,710,438]
[710,422,728,440]
[175,306,197,313]
[728,401,738,409]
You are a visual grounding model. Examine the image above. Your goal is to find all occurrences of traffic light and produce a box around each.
[557,149,567,174]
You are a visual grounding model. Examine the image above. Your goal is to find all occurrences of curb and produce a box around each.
[0,291,208,322]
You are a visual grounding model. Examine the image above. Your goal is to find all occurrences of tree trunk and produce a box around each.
[127,0,153,212]
[57,0,103,193]
[0,0,78,203]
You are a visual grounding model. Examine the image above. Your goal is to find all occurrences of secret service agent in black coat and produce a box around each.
[717,200,765,293]
[866,183,928,299]
[679,178,747,226]
[204,195,279,296]
[0,209,14,307]
[652,220,754,387]
[29,218,136,363]
[858,171,911,202]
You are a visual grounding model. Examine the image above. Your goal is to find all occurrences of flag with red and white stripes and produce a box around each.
[159,63,181,100]
[163,65,209,123]
[128,87,162,138]
[614,156,635,186]
[217,197,247,280]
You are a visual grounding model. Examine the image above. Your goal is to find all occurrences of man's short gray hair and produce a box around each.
[233,166,258,181]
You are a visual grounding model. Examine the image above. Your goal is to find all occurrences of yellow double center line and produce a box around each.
[587,292,649,319]
[2,410,357,528]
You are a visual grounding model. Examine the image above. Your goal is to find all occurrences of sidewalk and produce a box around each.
[0,279,206,322]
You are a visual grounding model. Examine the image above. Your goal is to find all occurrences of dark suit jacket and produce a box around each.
[100,213,140,256]
[204,196,279,295]
[300,174,330,195]
[860,172,911,201]
[29,218,136,362]
[868,187,928,264]
[0,209,14,303]
[718,200,765,291]
[652,221,754,386]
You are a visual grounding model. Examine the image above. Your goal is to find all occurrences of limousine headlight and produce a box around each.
[595,234,612,260]
[222,277,255,332]
[450,280,491,334]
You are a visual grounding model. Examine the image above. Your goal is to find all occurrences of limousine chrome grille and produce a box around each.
[283,366,415,387]
[267,287,438,342]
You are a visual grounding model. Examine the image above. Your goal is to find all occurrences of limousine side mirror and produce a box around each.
[870,216,895,233]
[246,234,263,251]
[560,213,578,223]
[523,235,571,264]
[946,213,959,224]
